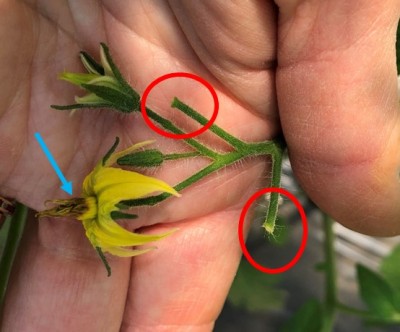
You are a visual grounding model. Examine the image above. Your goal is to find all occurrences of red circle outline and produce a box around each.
[238,187,308,274]
[140,72,219,139]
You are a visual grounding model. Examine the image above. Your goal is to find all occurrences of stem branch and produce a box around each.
[164,152,200,160]
[146,108,218,159]
[171,97,247,149]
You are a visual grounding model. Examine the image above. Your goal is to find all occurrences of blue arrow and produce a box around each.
[34,132,73,195]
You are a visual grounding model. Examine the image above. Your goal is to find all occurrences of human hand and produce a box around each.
[0,1,276,330]
[1,0,399,331]
[275,0,400,236]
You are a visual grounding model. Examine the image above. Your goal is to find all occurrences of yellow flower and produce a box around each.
[38,138,179,275]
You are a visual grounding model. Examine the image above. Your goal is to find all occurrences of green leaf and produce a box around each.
[379,244,400,310]
[357,264,400,319]
[380,244,400,294]
[314,261,327,272]
[227,259,286,313]
[281,299,322,332]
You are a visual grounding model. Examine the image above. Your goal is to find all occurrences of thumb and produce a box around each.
[275,0,400,235]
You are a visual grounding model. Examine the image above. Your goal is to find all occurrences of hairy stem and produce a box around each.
[164,151,200,160]
[122,140,279,207]
[171,97,247,149]
[262,142,284,233]
[146,108,219,159]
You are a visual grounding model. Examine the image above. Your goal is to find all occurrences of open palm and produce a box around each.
[1,0,400,331]
[1,1,278,330]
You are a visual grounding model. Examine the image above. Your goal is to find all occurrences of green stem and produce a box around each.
[262,143,284,233]
[171,97,247,149]
[164,151,200,160]
[123,140,278,207]
[0,203,28,309]
[321,214,337,332]
[146,108,219,159]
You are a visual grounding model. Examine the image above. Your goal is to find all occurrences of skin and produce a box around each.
[0,0,399,331]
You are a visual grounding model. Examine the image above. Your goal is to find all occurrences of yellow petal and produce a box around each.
[59,72,98,85]
[102,246,154,257]
[89,216,176,247]
[88,76,120,89]
[92,167,180,212]
[75,93,108,105]
[77,197,97,221]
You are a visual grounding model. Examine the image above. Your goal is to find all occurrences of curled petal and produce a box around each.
[88,76,121,89]
[75,93,109,105]
[59,72,98,86]
[90,167,180,213]
[100,44,114,77]
[84,216,176,247]
[102,246,154,257]
[80,51,104,75]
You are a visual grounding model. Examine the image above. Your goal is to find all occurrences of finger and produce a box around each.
[275,0,400,235]
[121,210,242,331]
[1,211,132,330]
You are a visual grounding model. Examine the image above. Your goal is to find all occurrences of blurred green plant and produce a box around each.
[228,259,287,313]
[0,204,27,309]
[0,218,11,257]
[281,299,322,332]
[227,211,400,331]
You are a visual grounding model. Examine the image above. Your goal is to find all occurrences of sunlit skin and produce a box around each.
[0,1,399,331]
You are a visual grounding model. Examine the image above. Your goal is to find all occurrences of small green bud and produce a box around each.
[117,149,165,167]
[52,43,140,113]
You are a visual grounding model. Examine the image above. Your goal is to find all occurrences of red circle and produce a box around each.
[140,72,219,139]
[238,187,308,274]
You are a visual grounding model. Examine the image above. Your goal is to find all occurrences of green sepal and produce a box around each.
[281,299,323,332]
[51,103,113,111]
[96,246,111,277]
[99,43,140,111]
[357,264,400,320]
[110,211,138,220]
[81,83,138,113]
[100,43,135,93]
[117,149,164,167]
[102,137,120,166]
